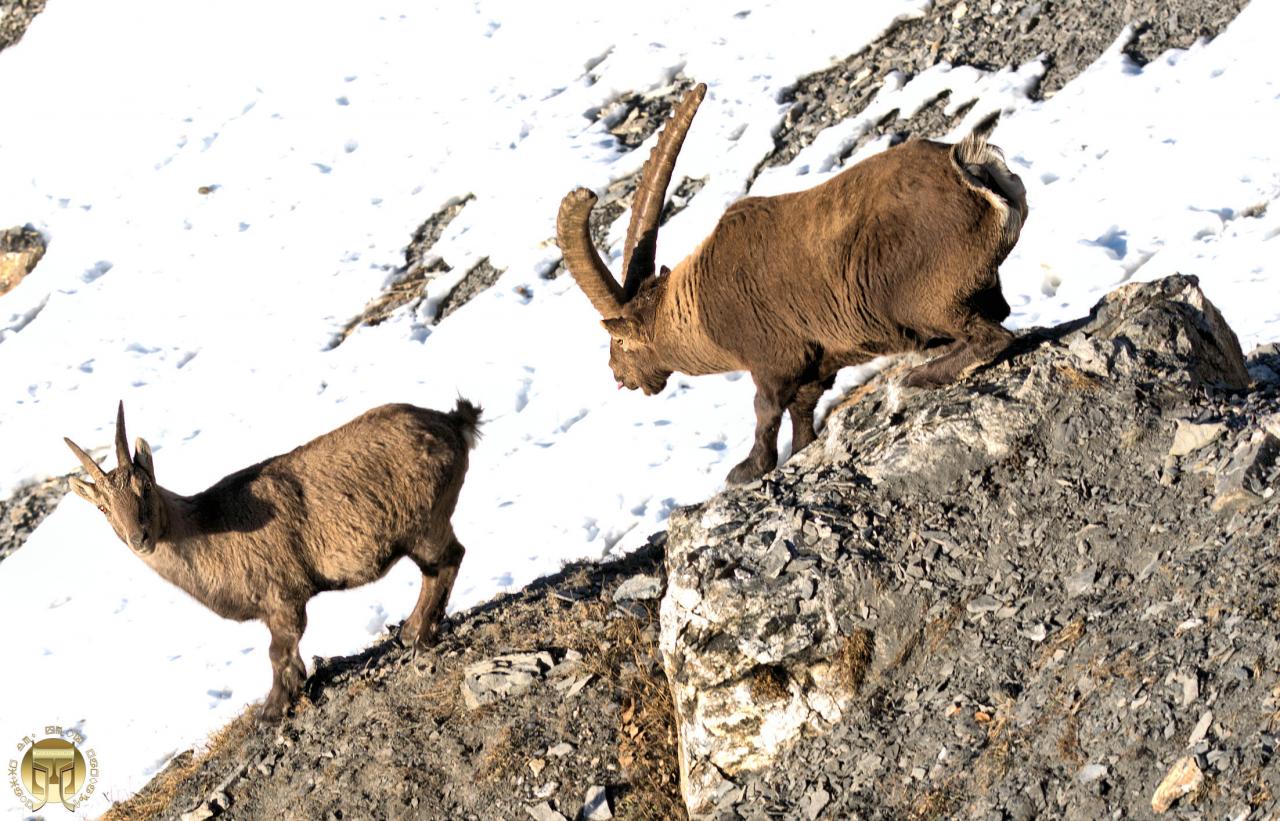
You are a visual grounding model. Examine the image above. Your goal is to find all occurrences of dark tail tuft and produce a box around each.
[953,110,1002,167]
[449,398,483,450]
[950,109,1028,248]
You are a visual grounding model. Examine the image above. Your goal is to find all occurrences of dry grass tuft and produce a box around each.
[478,725,523,784]
[1056,715,1084,767]
[417,661,467,722]
[1054,363,1103,391]
[910,783,960,820]
[925,603,964,653]
[592,600,684,821]
[749,665,791,703]
[972,735,1013,793]
[1034,618,1085,669]
[839,628,876,694]
[101,710,256,821]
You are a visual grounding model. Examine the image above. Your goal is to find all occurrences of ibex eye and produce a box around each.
[97,505,107,514]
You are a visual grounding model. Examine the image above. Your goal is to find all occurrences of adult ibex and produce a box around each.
[557,83,1027,483]
[64,400,481,721]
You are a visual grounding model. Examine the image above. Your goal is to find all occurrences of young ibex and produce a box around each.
[557,83,1028,483]
[64,400,481,721]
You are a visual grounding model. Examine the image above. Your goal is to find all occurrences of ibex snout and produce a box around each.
[130,530,155,554]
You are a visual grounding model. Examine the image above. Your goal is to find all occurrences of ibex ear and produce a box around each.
[133,437,155,479]
[601,316,651,347]
[68,477,98,503]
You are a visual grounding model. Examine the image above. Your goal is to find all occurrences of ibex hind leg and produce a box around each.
[262,604,308,723]
[787,375,836,455]
[401,534,465,649]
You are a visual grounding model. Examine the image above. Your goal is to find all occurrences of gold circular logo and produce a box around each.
[7,728,99,812]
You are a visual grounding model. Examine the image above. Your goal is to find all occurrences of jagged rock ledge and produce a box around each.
[660,275,1279,818]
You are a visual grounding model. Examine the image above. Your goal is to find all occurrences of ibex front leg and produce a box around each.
[905,318,1013,388]
[262,603,307,722]
[727,374,799,485]
[907,286,1013,387]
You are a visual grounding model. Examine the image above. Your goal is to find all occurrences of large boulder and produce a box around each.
[660,275,1278,818]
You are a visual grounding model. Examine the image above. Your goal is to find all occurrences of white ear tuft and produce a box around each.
[68,476,98,503]
[134,437,155,477]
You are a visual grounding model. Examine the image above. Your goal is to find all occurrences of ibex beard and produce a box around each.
[557,82,1028,485]
[64,399,481,721]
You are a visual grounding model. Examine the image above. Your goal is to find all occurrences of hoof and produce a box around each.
[726,459,768,486]
[258,702,286,725]
[400,619,442,651]
[791,434,816,455]
[904,366,948,389]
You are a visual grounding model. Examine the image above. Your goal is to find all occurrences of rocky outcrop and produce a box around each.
[0,475,66,564]
[661,275,1280,818]
[0,224,45,297]
[762,0,1249,172]
[0,0,46,53]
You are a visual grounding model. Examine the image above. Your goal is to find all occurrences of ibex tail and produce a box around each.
[951,111,1028,249]
[449,399,483,450]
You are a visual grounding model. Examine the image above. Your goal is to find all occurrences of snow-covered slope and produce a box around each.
[0,0,1276,814]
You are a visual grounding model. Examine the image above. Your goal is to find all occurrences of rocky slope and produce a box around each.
[105,545,685,821]
[662,276,1279,818]
[104,276,1280,821]
[0,0,43,53]
[11,2,1274,820]
[761,0,1249,170]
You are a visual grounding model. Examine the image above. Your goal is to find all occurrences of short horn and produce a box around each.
[64,437,106,481]
[557,187,625,318]
[115,400,131,468]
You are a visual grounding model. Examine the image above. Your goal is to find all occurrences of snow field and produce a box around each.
[0,0,1277,813]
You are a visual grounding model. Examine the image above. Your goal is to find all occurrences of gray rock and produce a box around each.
[1064,566,1097,598]
[1187,711,1213,748]
[524,802,568,821]
[581,785,612,820]
[801,784,831,819]
[967,594,1004,614]
[460,651,554,710]
[0,224,45,297]
[1168,419,1226,457]
[1211,432,1279,513]
[613,574,663,602]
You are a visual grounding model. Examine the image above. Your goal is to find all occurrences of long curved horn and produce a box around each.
[115,401,131,468]
[556,187,625,318]
[64,437,106,481]
[620,82,707,299]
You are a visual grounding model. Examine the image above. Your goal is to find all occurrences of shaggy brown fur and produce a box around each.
[557,82,1028,484]
[64,400,481,721]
